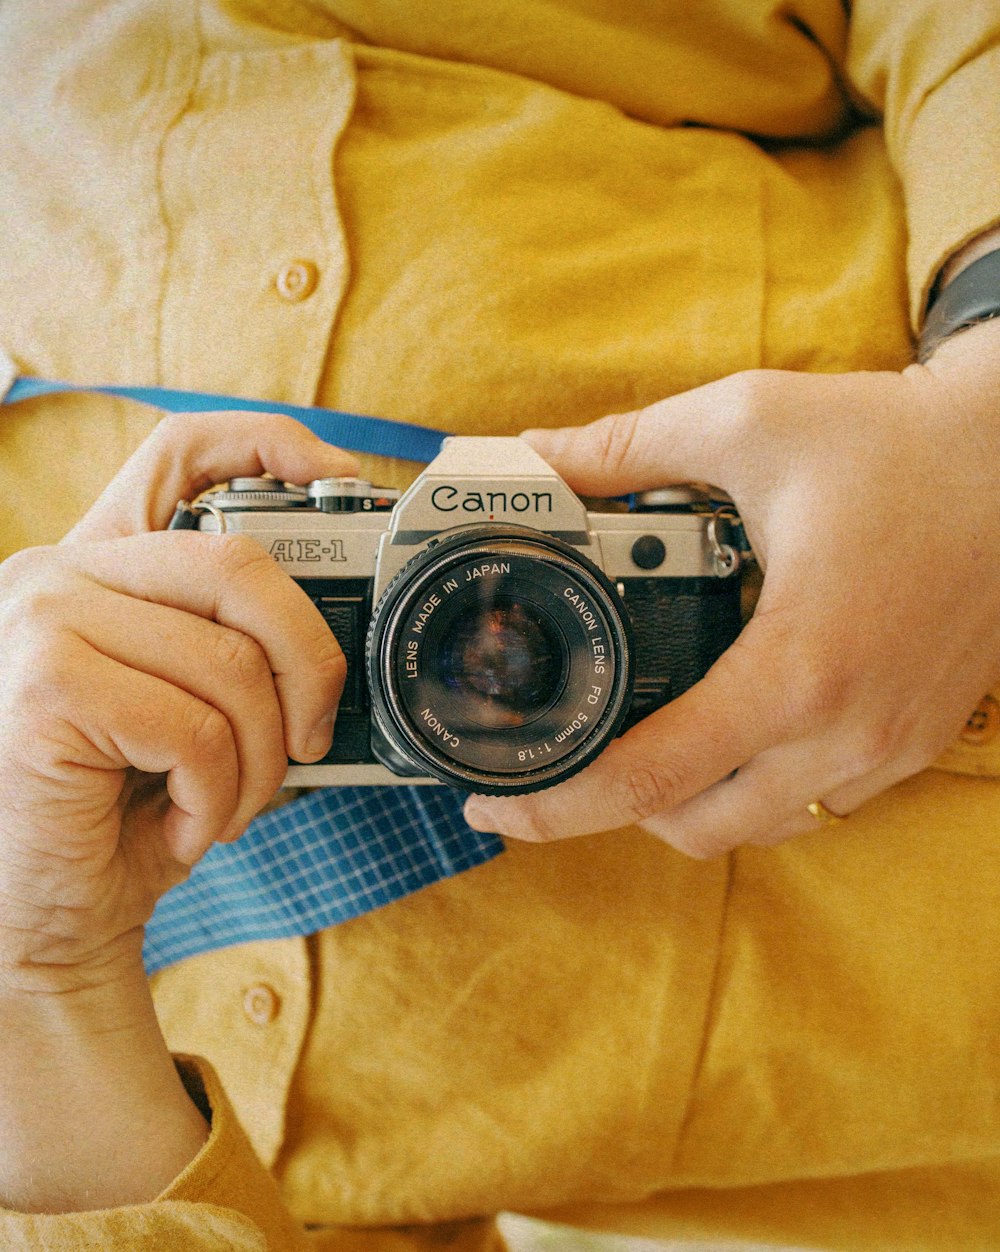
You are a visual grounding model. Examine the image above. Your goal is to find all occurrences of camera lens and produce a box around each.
[366,525,633,795]
[439,599,568,729]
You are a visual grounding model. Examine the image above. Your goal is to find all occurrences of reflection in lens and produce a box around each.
[439,599,565,727]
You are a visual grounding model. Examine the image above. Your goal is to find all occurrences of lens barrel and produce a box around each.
[366,525,633,794]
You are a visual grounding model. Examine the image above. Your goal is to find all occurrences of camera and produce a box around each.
[171,436,750,795]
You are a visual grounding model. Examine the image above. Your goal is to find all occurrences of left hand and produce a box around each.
[464,320,1000,857]
[0,412,359,989]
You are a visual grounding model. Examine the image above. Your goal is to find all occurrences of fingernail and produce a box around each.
[304,711,336,759]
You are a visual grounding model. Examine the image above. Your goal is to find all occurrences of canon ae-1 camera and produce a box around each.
[171,437,751,795]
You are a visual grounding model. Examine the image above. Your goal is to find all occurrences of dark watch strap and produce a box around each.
[918,247,1000,363]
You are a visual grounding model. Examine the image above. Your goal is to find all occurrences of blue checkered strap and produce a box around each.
[4,374,505,972]
[143,786,504,975]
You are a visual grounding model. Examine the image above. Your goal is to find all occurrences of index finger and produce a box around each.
[56,530,346,764]
[66,411,360,541]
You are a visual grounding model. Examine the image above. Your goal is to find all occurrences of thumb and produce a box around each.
[521,376,738,498]
[66,410,361,541]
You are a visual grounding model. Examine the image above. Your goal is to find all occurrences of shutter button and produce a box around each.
[960,695,1000,746]
[243,983,281,1025]
[275,260,319,302]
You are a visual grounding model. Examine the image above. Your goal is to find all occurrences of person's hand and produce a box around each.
[0,412,358,991]
[464,321,1000,857]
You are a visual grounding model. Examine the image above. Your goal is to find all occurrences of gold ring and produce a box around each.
[806,799,846,826]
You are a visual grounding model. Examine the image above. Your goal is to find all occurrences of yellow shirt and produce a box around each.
[2,2,1000,1248]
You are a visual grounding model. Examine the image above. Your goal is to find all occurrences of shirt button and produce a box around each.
[242,983,281,1025]
[960,695,1000,746]
[275,260,319,302]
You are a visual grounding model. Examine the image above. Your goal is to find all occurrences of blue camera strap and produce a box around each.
[141,785,502,975]
[3,375,450,462]
[2,374,505,972]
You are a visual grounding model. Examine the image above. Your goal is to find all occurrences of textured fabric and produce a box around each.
[1,3,1000,1249]
[143,786,504,974]
[0,1056,504,1251]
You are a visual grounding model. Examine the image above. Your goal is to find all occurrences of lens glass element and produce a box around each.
[439,599,567,728]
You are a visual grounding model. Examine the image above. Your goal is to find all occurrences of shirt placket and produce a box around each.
[156,36,357,406]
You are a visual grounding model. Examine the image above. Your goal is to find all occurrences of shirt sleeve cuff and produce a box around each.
[153,1053,310,1243]
[899,45,1000,328]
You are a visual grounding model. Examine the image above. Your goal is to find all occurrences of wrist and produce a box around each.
[0,921,148,1000]
[916,312,1000,384]
[0,968,209,1213]
[902,319,1000,492]
[0,954,154,1038]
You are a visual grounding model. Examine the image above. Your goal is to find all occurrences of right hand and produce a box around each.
[0,412,358,990]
